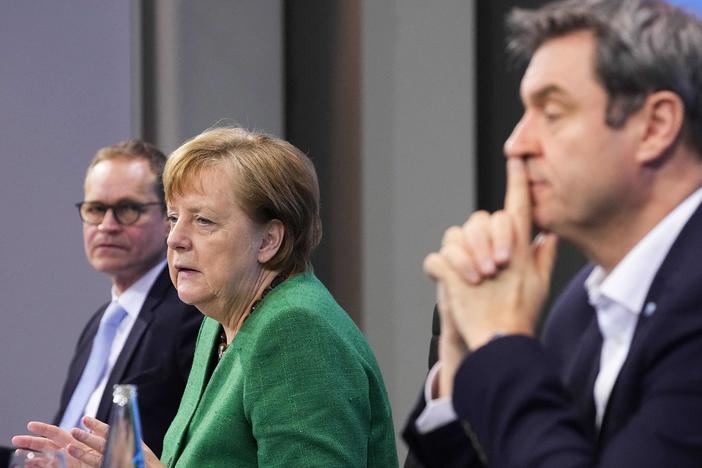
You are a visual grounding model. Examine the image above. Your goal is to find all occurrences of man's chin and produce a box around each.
[90,259,130,275]
[532,209,555,234]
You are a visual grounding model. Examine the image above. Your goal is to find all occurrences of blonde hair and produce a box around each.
[164,127,322,273]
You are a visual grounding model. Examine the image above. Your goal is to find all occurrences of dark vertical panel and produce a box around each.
[476,0,528,213]
[284,1,362,325]
[138,0,158,143]
[475,0,586,320]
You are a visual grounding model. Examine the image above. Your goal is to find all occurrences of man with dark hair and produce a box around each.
[52,141,201,456]
[404,0,702,466]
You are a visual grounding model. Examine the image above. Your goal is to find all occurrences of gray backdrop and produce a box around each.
[361,1,475,458]
[0,1,133,441]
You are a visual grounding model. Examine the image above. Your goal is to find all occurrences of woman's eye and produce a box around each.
[196,217,213,226]
[166,214,178,225]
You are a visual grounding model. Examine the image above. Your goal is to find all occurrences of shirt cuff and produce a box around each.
[415,362,458,434]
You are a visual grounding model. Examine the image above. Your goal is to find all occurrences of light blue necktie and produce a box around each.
[59,300,127,429]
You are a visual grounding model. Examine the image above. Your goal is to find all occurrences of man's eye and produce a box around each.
[544,112,563,123]
[86,204,107,214]
[117,204,141,215]
[542,103,565,123]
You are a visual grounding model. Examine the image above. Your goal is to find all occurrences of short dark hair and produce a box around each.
[507,0,702,154]
[88,139,167,206]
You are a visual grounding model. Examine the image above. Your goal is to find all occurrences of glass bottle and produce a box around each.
[100,384,145,468]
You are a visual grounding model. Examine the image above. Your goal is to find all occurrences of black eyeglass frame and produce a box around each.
[75,201,164,226]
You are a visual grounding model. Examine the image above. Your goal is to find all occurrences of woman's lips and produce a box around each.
[176,266,199,279]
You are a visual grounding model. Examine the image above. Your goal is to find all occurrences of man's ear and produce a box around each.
[258,219,284,264]
[636,90,685,164]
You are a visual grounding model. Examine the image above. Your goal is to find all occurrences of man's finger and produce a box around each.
[504,158,532,247]
[489,210,513,266]
[462,212,497,276]
[440,243,482,284]
[423,252,451,283]
[533,232,558,282]
[437,283,447,312]
[436,283,463,337]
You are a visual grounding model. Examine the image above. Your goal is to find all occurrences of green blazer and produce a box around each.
[161,272,398,467]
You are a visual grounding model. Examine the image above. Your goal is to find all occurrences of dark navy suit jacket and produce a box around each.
[404,204,702,467]
[53,266,202,457]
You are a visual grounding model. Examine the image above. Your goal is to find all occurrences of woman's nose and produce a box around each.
[167,221,191,250]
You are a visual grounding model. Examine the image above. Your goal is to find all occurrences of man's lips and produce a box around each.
[527,180,549,202]
[528,179,548,189]
[93,243,128,250]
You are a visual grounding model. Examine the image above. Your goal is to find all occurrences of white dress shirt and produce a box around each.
[416,188,702,434]
[80,259,166,424]
[587,187,702,427]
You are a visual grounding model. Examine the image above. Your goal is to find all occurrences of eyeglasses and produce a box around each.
[76,201,163,225]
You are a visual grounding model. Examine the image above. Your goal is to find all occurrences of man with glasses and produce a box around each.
[54,140,201,457]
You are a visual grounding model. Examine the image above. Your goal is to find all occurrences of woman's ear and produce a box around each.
[636,90,685,165]
[258,219,284,263]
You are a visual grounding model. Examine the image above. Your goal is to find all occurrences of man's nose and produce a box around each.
[504,114,539,161]
[98,208,121,231]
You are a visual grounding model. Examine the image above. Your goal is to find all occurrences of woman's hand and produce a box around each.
[12,420,100,468]
[71,417,163,468]
[65,417,109,467]
[13,417,163,468]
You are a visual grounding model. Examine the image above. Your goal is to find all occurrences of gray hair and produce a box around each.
[507,0,702,154]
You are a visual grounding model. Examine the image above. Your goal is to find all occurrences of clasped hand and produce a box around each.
[424,159,558,396]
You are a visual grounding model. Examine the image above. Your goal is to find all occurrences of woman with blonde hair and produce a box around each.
[14,127,398,467]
